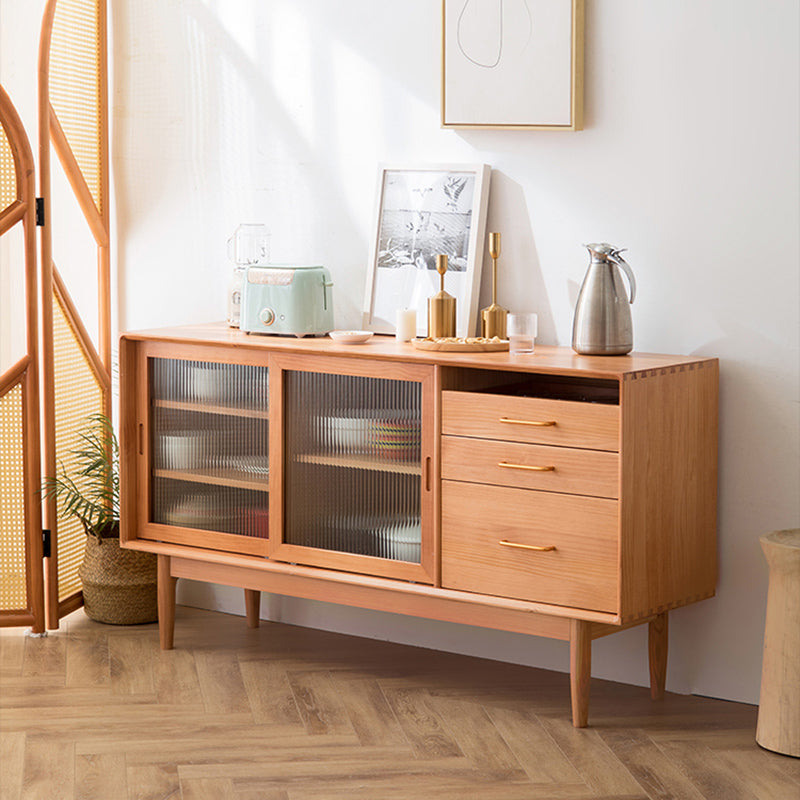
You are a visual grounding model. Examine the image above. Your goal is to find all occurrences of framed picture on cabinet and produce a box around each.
[362,164,491,339]
[441,0,584,130]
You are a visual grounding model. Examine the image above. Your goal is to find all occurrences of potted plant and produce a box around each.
[43,413,157,624]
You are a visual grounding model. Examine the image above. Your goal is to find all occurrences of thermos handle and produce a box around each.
[611,252,636,304]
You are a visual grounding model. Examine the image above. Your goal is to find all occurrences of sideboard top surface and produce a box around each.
[121,322,717,379]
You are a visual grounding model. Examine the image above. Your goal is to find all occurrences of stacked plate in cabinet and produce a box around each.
[158,430,209,470]
[372,418,421,461]
[162,494,231,531]
[316,415,421,461]
[298,514,421,562]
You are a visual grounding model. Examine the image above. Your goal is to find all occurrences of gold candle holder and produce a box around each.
[481,231,507,339]
[427,254,456,338]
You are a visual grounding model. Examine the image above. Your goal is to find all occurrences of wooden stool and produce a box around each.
[756,529,800,757]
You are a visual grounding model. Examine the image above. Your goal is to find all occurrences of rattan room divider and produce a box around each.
[0,0,110,631]
[0,85,45,633]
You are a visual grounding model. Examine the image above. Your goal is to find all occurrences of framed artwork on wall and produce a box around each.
[441,0,584,130]
[362,164,491,338]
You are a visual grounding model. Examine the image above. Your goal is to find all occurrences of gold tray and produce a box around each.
[411,337,509,352]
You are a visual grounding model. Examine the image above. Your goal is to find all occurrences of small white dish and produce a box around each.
[329,330,373,344]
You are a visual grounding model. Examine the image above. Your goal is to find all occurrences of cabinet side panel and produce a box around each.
[619,361,718,619]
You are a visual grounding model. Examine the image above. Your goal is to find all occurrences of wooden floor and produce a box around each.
[1,606,797,800]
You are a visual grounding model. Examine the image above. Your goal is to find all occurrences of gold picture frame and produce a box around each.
[441,0,584,130]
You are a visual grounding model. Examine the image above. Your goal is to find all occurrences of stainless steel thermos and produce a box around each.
[571,243,636,355]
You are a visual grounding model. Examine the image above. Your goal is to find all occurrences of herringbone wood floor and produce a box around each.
[1,606,797,799]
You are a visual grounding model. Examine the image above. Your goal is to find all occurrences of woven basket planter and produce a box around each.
[79,527,158,625]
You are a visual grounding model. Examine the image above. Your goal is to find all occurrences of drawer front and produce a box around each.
[442,481,619,612]
[442,391,619,451]
[442,436,619,499]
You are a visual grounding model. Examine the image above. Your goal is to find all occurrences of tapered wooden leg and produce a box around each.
[244,589,261,628]
[570,619,592,728]
[157,555,177,650]
[648,612,669,700]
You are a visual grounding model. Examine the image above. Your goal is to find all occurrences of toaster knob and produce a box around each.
[259,307,276,326]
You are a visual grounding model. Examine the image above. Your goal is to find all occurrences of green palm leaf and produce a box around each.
[41,413,120,540]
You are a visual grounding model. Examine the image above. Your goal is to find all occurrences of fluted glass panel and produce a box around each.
[284,371,421,562]
[149,358,269,539]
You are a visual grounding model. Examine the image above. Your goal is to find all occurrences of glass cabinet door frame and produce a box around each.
[268,352,438,584]
[122,340,271,557]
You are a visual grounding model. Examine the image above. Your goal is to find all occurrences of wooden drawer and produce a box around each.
[442,391,619,451]
[442,436,619,498]
[442,481,619,612]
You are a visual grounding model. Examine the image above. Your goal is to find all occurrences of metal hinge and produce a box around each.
[42,529,51,558]
[35,197,45,226]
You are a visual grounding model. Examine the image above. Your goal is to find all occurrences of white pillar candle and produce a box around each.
[395,309,417,342]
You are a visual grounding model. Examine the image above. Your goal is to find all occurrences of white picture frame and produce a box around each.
[362,164,491,338]
[441,0,584,130]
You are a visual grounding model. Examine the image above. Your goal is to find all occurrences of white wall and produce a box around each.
[3,1,798,706]
[0,0,43,371]
[0,0,104,368]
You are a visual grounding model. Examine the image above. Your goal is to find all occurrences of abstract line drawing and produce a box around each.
[456,0,532,69]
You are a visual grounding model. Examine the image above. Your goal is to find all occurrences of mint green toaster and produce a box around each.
[240,265,334,336]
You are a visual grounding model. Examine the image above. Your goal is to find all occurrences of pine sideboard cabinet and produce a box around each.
[120,323,718,727]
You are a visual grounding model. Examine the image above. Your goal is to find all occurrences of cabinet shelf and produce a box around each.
[154,467,269,492]
[294,453,422,475]
[153,399,269,419]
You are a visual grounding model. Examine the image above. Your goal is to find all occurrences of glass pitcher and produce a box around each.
[227,224,270,327]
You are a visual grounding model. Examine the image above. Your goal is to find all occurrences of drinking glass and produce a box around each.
[508,312,537,354]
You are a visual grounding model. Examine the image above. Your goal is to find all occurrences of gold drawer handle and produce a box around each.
[499,417,556,427]
[498,461,555,472]
[499,540,557,552]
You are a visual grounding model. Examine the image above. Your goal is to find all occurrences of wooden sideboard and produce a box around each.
[119,323,718,727]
